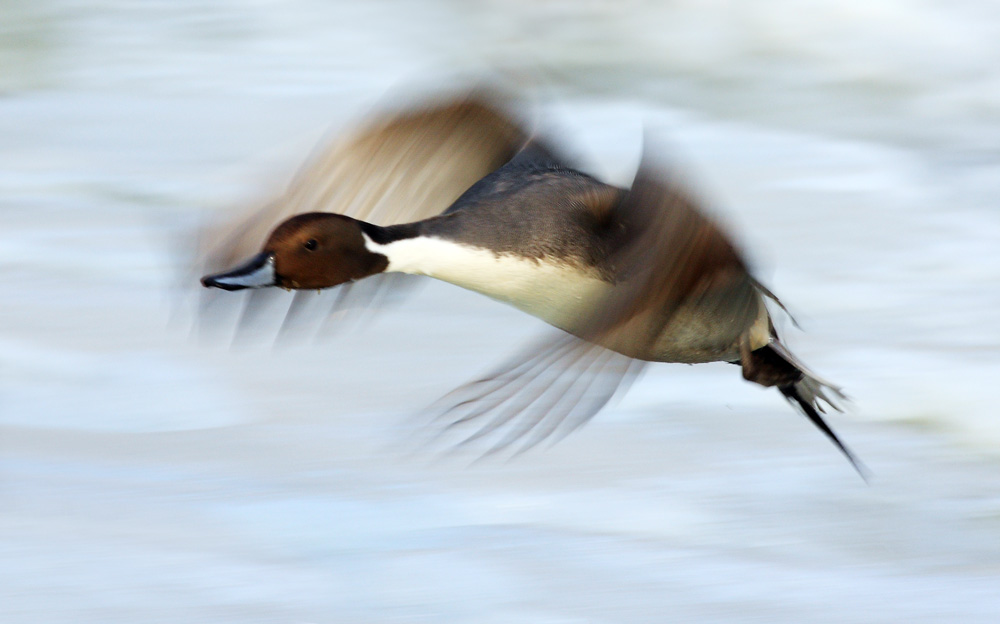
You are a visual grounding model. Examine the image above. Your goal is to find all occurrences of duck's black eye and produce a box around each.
[303,239,318,251]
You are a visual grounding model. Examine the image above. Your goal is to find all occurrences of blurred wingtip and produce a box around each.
[412,334,646,462]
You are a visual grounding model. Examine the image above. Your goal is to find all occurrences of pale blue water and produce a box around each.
[2,2,999,622]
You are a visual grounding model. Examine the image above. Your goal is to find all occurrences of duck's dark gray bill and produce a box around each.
[201,252,276,291]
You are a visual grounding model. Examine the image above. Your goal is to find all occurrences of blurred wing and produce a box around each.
[425,143,759,455]
[425,333,645,457]
[194,90,532,337]
[579,144,760,355]
[200,90,531,271]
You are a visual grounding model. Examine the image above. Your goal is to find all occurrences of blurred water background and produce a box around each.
[2,1,999,622]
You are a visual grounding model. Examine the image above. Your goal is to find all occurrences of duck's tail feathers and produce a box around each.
[743,342,868,481]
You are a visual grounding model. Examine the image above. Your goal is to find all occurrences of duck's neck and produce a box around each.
[359,220,500,281]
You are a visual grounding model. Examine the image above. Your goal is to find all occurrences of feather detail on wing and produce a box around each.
[422,333,645,458]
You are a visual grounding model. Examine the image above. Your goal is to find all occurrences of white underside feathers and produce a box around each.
[364,234,609,331]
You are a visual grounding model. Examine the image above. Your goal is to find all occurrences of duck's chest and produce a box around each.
[393,237,610,328]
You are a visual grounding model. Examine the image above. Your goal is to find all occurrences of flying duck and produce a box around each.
[198,89,863,476]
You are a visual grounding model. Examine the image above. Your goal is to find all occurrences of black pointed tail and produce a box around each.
[743,342,868,480]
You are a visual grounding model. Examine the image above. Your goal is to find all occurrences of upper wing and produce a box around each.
[198,90,532,274]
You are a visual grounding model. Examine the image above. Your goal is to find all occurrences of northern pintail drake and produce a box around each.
[199,89,863,477]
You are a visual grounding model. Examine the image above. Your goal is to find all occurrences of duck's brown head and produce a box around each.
[201,213,389,291]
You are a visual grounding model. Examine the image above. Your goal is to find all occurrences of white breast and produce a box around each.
[365,234,610,331]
